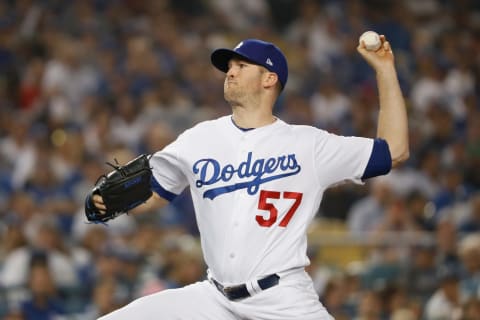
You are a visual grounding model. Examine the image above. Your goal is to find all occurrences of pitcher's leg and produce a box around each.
[99,280,237,320]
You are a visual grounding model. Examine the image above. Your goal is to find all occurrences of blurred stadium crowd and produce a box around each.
[0,0,479,319]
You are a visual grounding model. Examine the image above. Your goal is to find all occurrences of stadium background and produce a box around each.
[0,0,479,319]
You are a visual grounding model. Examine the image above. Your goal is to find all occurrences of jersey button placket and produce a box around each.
[240,134,247,153]
[223,133,249,274]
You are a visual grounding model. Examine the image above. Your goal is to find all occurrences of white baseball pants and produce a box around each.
[98,269,333,320]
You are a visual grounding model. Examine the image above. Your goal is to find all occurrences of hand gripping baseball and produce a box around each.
[357,33,395,71]
[85,154,153,223]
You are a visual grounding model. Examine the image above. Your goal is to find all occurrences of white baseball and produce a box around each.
[359,31,381,51]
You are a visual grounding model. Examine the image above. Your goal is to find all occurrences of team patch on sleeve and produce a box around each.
[361,138,392,179]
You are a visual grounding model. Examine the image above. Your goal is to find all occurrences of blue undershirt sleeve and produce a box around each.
[361,138,392,180]
[150,176,178,202]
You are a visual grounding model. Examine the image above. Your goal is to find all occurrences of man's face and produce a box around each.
[223,58,265,105]
[460,249,480,273]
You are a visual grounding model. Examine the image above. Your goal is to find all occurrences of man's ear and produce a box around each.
[263,72,279,89]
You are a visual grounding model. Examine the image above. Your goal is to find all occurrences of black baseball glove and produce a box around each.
[85,154,153,223]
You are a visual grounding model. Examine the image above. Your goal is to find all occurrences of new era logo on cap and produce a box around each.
[210,39,288,90]
[234,42,244,50]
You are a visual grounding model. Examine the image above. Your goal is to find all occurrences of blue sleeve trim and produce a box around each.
[361,138,392,180]
[150,176,178,202]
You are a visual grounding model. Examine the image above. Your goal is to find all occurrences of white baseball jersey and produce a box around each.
[150,115,375,284]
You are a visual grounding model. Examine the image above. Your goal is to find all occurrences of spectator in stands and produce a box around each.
[405,190,435,231]
[82,278,126,320]
[19,252,66,319]
[458,234,480,301]
[424,265,462,320]
[320,275,352,320]
[435,218,462,273]
[404,241,439,304]
[309,79,351,131]
[347,176,394,236]
[0,114,36,190]
[458,192,480,234]
[433,165,471,220]
[354,291,382,320]
[160,234,205,289]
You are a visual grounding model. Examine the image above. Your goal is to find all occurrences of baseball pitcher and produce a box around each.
[85,35,408,319]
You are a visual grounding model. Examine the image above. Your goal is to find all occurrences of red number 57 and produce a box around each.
[256,190,303,228]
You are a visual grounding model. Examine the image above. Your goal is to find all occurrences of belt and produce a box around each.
[211,274,280,301]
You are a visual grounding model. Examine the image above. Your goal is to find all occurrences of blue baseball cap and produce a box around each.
[211,39,288,90]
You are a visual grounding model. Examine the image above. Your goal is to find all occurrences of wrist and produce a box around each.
[375,64,396,77]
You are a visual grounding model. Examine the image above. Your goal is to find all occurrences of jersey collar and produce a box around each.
[230,116,256,132]
[230,116,280,132]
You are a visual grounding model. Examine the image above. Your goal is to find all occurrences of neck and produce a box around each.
[231,106,276,129]
[229,93,277,128]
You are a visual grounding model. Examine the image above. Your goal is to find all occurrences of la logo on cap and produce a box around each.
[266,58,273,66]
